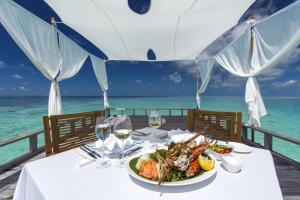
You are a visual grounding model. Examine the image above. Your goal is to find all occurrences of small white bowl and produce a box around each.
[206,144,234,161]
[222,155,243,173]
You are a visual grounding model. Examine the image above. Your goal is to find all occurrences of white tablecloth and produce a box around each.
[13,141,283,200]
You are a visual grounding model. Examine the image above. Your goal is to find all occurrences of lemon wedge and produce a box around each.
[198,155,215,171]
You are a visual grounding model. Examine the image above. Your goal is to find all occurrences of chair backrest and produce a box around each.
[43,111,103,156]
[186,109,242,142]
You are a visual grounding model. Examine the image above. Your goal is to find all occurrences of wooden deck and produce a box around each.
[0,116,299,199]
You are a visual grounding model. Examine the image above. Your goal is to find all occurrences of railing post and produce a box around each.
[169,109,172,116]
[242,125,248,141]
[251,127,255,143]
[264,134,273,150]
[133,109,135,116]
[29,134,38,152]
[145,109,147,116]
[181,109,183,116]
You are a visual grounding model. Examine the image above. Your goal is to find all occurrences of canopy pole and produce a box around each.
[250,15,256,56]
[195,60,200,109]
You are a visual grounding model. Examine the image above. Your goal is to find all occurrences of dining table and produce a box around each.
[13,130,283,200]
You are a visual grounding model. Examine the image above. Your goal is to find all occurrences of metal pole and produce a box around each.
[195,60,199,109]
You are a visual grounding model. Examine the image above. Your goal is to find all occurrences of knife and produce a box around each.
[80,146,100,159]
[120,146,143,158]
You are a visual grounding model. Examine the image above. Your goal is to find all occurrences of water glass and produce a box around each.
[95,117,111,169]
[113,115,132,167]
[148,109,161,148]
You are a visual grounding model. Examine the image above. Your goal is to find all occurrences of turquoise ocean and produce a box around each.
[0,96,299,164]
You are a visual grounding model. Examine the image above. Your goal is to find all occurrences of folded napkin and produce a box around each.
[134,127,168,138]
[170,133,204,144]
[167,129,190,138]
[95,134,133,151]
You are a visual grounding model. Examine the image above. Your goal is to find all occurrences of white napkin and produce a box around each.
[134,127,168,138]
[170,133,204,144]
[167,129,190,138]
[95,134,133,151]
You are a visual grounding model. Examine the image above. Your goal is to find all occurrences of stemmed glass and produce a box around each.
[95,117,111,169]
[148,109,161,148]
[113,115,132,167]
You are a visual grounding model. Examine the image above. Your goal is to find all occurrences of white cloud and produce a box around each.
[12,74,24,80]
[0,87,5,92]
[135,79,142,84]
[0,61,7,69]
[295,66,300,72]
[173,60,196,78]
[211,73,245,88]
[168,71,182,84]
[19,86,30,91]
[272,80,299,88]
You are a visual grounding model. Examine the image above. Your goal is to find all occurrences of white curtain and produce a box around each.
[90,55,109,109]
[0,0,89,115]
[196,59,214,108]
[214,27,268,127]
[196,0,300,127]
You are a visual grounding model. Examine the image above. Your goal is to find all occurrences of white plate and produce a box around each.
[125,151,217,186]
[230,142,252,153]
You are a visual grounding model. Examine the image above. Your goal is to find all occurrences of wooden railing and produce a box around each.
[109,108,190,116]
[242,124,300,169]
[1,112,300,172]
[0,129,44,173]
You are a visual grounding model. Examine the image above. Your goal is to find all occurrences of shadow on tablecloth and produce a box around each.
[128,172,217,193]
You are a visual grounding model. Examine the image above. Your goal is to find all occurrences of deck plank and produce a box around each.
[0,118,299,200]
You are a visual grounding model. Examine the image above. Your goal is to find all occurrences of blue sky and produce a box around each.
[0,0,300,97]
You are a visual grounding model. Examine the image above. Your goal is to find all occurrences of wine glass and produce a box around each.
[113,115,132,166]
[148,109,161,148]
[95,117,111,169]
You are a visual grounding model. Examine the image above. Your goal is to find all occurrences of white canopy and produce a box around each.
[44,0,255,61]
[197,0,300,126]
[0,0,109,114]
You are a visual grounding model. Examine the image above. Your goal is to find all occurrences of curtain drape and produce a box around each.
[0,0,89,115]
[196,0,300,126]
[90,55,109,109]
[196,59,214,108]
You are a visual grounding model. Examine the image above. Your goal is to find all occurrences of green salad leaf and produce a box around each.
[149,149,167,161]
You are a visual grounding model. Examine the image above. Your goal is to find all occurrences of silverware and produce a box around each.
[81,146,101,158]
[133,130,151,136]
[214,139,218,144]
[120,146,143,158]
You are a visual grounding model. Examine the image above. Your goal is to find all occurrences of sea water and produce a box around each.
[0,96,299,164]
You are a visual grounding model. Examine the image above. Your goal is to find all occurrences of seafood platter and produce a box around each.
[125,129,217,186]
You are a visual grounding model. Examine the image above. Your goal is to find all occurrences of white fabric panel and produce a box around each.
[213,28,267,127]
[0,0,60,79]
[0,0,89,115]
[176,0,255,59]
[251,0,300,75]
[90,55,109,108]
[57,31,89,81]
[13,142,283,200]
[197,0,300,126]
[215,28,252,77]
[245,77,266,127]
[48,81,62,117]
[44,0,254,61]
[196,59,214,108]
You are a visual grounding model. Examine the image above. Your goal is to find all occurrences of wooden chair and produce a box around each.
[43,111,103,156]
[186,109,242,142]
